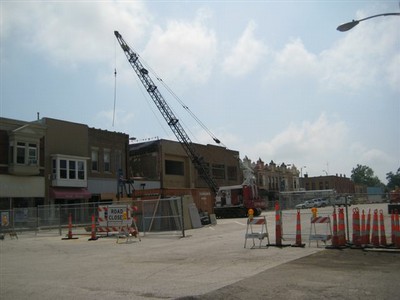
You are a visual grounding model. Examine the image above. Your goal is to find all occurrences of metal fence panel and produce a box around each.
[139,197,183,235]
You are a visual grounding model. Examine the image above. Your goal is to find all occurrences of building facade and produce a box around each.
[0,118,46,209]
[301,174,355,194]
[0,117,130,209]
[252,158,300,199]
[129,139,241,190]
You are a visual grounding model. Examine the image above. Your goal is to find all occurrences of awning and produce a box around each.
[50,187,91,199]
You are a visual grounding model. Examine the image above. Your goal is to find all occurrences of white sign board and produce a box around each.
[99,205,131,227]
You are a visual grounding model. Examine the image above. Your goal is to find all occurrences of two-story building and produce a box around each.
[129,139,241,212]
[0,117,46,209]
[301,174,355,194]
[0,117,130,209]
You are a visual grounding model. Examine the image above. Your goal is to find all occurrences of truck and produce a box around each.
[331,195,353,207]
[114,31,264,219]
[214,183,265,218]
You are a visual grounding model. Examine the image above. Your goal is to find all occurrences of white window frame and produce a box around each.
[51,154,88,187]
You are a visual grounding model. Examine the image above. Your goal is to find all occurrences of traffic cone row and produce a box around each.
[329,206,399,250]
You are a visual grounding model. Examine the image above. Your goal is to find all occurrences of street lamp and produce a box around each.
[337,12,400,32]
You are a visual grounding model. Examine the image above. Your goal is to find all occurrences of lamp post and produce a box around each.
[337,12,400,32]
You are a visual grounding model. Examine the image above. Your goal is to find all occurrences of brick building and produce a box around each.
[129,139,242,212]
[0,117,130,209]
[301,174,355,194]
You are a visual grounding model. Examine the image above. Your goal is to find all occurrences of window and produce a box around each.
[51,156,87,184]
[78,161,85,179]
[9,140,40,167]
[17,142,26,164]
[91,148,98,171]
[104,149,111,172]
[165,160,184,176]
[69,160,76,179]
[212,164,225,179]
[28,143,37,164]
[60,159,67,179]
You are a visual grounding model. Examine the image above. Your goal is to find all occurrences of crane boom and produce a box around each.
[114,31,218,195]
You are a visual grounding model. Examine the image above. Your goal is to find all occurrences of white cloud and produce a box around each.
[267,38,319,80]
[2,2,151,67]
[248,113,347,159]
[262,15,399,94]
[222,20,268,77]
[142,10,217,86]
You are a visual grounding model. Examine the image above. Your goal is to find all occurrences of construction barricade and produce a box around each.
[244,216,269,249]
[309,216,332,247]
[98,204,141,243]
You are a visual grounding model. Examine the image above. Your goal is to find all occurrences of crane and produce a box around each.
[114,31,218,195]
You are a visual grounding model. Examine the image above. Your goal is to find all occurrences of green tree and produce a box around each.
[351,164,382,187]
[386,167,400,190]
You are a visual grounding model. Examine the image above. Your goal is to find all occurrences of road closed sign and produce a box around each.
[99,205,131,227]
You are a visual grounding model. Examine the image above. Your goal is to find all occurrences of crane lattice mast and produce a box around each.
[114,31,218,195]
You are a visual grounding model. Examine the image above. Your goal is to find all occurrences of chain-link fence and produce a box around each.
[0,198,184,237]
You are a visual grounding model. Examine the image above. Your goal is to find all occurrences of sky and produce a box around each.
[1,1,399,184]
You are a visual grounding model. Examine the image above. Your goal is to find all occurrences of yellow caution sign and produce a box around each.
[311,207,318,218]
[1,212,9,227]
[248,208,254,221]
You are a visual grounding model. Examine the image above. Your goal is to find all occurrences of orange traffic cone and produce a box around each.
[395,212,400,248]
[337,208,346,247]
[292,209,305,247]
[366,209,371,244]
[332,207,338,246]
[88,214,98,241]
[62,213,78,240]
[361,210,366,245]
[371,209,380,247]
[352,208,361,247]
[379,209,387,247]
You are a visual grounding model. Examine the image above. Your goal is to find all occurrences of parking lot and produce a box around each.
[1,203,399,299]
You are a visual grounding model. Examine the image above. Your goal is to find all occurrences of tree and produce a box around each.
[351,164,382,187]
[386,167,400,190]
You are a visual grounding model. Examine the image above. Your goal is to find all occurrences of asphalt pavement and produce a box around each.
[1,203,399,300]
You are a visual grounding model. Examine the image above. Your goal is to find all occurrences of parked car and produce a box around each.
[312,198,329,207]
[295,200,315,209]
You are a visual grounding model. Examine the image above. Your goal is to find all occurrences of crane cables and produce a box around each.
[138,56,225,148]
